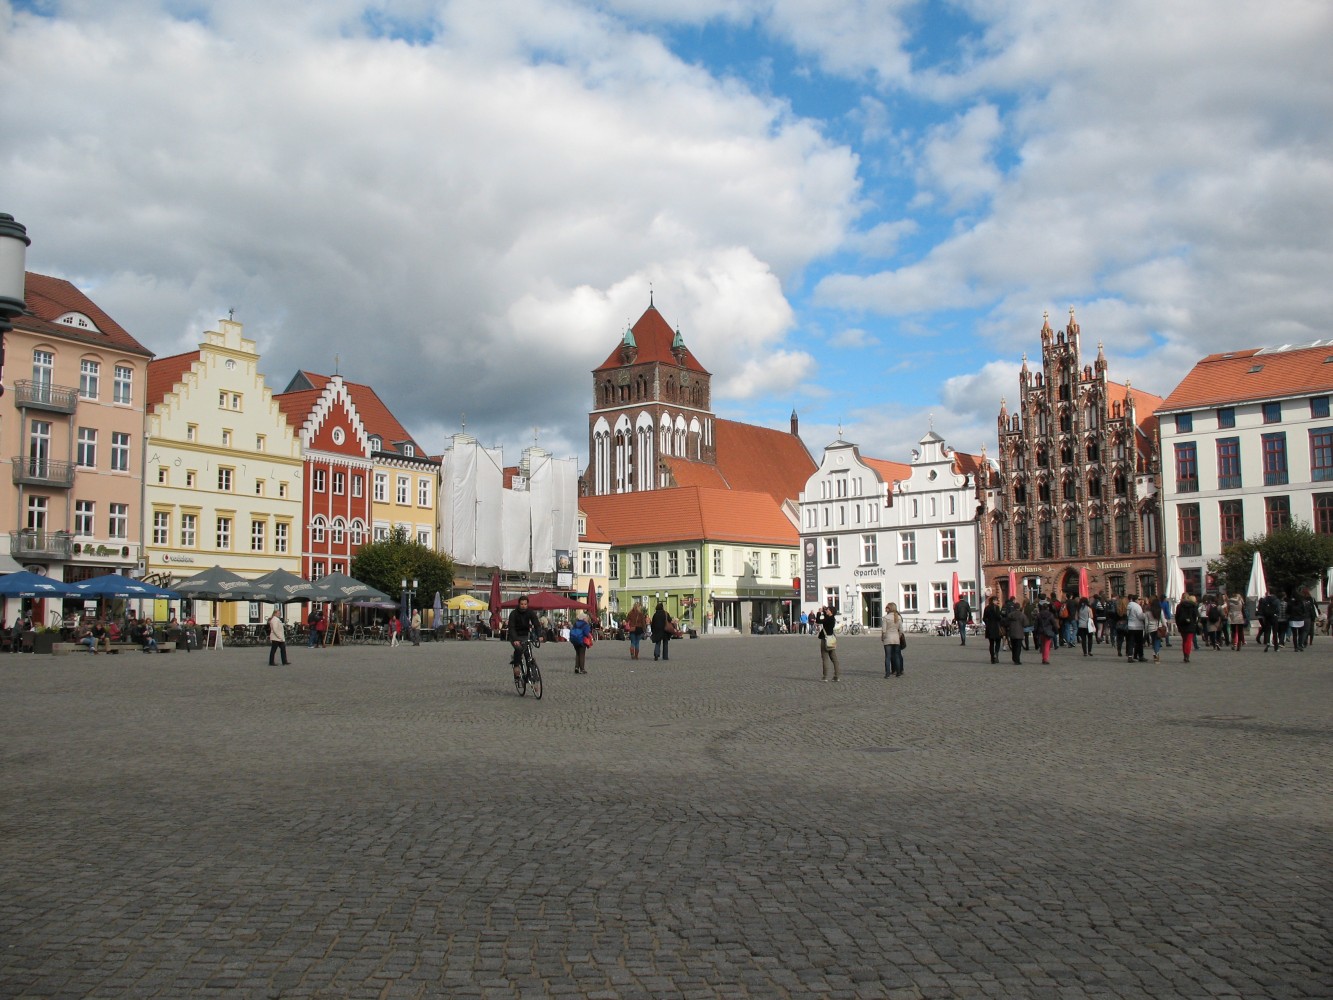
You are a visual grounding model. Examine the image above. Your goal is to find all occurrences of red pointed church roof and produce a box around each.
[594,305,710,375]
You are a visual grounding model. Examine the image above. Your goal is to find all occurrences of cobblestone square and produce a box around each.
[1,633,1329,998]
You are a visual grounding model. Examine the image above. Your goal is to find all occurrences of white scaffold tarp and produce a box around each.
[502,488,532,571]
[444,436,478,562]
[528,451,554,573]
[474,444,505,568]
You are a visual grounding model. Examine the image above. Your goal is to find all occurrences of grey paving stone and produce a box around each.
[0,634,1328,997]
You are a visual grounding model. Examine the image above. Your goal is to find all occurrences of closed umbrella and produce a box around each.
[489,573,502,633]
[1165,555,1184,601]
[1078,567,1090,599]
[950,571,960,605]
[586,578,599,628]
[1007,570,1019,602]
[432,591,444,629]
[1246,551,1267,602]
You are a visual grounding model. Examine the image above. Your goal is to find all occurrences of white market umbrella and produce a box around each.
[1246,551,1267,602]
[1165,555,1184,602]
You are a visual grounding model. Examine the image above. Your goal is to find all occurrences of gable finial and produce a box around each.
[227,307,235,322]
[649,281,654,308]
[334,353,340,376]
[460,412,466,434]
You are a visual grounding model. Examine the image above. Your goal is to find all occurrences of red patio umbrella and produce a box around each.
[501,590,591,612]
[1079,566,1090,599]
[1007,570,1019,602]
[951,571,961,604]
[488,573,502,633]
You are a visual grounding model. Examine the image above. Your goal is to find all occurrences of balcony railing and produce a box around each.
[11,456,76,488]
[11,380,79,414]
[9,530,73,560]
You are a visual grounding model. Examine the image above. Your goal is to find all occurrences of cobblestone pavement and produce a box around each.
[1,632,1329,999]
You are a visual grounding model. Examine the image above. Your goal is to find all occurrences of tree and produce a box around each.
[1206,521,1333,598]
[351,527,454,609]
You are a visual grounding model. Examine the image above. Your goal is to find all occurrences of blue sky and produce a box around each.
[3,0,1331,468]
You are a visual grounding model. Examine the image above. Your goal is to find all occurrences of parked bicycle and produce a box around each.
[513,637,544,700]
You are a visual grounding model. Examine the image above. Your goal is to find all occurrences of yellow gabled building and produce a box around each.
[145,319,303,624]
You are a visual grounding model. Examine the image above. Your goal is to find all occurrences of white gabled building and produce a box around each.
[799,431,984,627]
[1155,341,1333,597]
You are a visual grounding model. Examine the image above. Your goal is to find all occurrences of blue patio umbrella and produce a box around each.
[0,571,76,598]
[71,574,180,599]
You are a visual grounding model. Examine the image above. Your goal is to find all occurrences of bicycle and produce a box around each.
[512,638,543,700]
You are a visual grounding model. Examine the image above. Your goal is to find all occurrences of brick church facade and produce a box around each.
[979,311,1164,602]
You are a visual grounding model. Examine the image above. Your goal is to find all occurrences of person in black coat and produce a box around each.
[650,603,673,661]
[982,596,1004,663]
[1002,598,1026,664]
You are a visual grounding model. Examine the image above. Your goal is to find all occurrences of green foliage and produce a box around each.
[1207,538,1258,596]
[350,526,454,608]
[1206,521,1333,598]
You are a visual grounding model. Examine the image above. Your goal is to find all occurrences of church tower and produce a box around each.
[587,300,713,495]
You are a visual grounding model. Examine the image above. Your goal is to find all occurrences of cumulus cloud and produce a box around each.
[0,0,858,460]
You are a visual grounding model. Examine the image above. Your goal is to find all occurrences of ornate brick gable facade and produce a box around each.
[980,311,1164,601]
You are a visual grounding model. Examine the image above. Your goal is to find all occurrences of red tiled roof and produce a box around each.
[288,370,427,457]
[714,418,814,504]
[581,487,798,547]
[1155,343,1333,412]
[593,305,710,374]
[17,272,153,357]
[146,351,201,409]
[273,387,326,429]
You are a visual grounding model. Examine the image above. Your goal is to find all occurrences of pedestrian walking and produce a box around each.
[569,611,592,673]
[1003,597,1026,664]
[982,595,1004,663]
[1176,594,1199,662]
[814,604,840,681]
[1288,591,1308,652]
[306,606,323,648]
[1227,593,1245,650]
[268,609,289,665]
[1076,597,1094,656]
[389,613,401,647]
[1146,599,1165,662]
[624,601,647,660]
[650,602,674,661]
[1125,594,1147,662]
[953,595,971,646]
[1036,601,1058,664]
[880,601,905,677]
[410,609,422,646]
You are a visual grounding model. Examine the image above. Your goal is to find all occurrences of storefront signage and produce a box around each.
[853,567,886,578]
[162,553,197,565]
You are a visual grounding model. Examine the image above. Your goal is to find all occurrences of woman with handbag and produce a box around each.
[569,611,592,674]
[880,601,905,677]
[814,605,840,682]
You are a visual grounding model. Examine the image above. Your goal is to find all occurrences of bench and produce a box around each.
[50,641,177,656]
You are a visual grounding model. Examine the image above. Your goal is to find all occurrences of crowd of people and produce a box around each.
[975,588,1324,665]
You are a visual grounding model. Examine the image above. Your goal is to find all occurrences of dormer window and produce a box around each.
[56,311,100,332]
[369,436,382,451]
[403,444,415,457]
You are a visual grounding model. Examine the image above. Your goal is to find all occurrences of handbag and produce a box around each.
[824,634,837,650]
[1156,625,1167,639]
[899,633,907,649]
[582,633,593,647]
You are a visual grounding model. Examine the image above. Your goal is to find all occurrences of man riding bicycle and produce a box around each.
[507,595,541,683]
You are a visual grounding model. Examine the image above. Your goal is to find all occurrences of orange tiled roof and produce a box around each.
[17,272,153,357]
[864,457,913,485]
[1156,343,1333,413]
[581,487,798,547]
[951,451,986,479]
[579,508,612,544]
[714,418,814,504]
[146,351,201,409]
[662,456,730,490]
[273,387,326,429]
[593,305,710,374]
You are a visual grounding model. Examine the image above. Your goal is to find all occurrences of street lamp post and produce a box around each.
[401,577,418,638]
[0,213,32,393]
